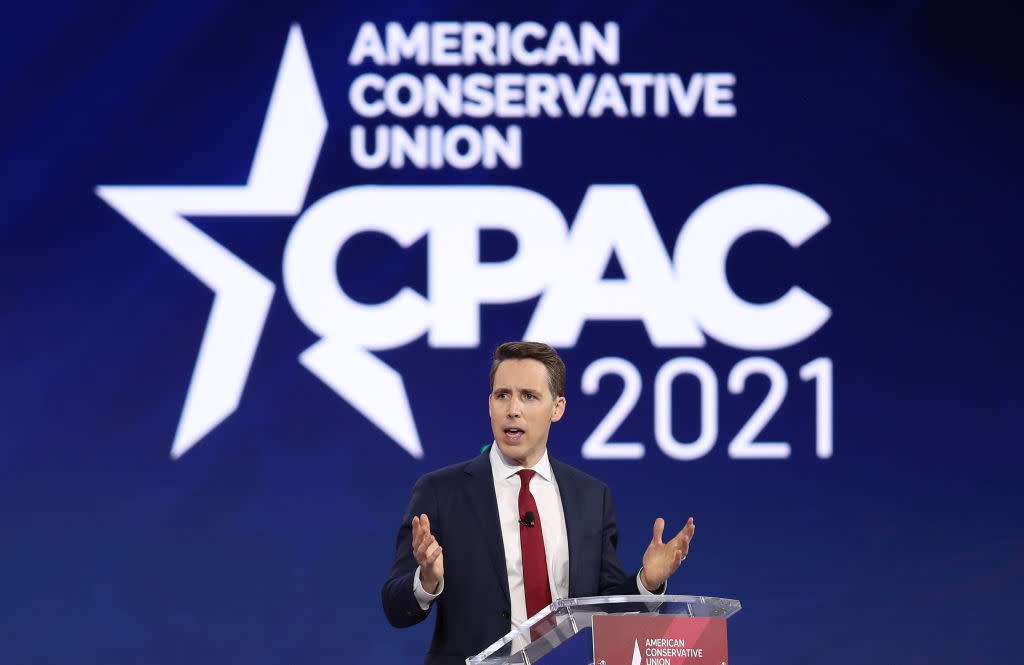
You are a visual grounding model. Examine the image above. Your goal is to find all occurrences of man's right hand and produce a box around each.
[412,513,444,593]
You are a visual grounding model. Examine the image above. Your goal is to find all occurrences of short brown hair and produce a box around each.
[489,341,567,398]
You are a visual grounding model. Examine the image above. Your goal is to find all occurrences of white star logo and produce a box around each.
[96,25,423,460]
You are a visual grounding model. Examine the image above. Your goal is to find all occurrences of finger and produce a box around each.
[425,544,443,565]
[668,529,689,546]
[669,517,695,544]
[411,517,424,548]
[417,534,436,559]
[651,517,665,545]
[414,514,433,544]
[413,525,431,556]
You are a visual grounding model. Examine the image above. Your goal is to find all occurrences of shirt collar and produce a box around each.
[488,441,553,484]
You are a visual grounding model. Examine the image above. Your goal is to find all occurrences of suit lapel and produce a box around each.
[464,449,511,605]
[550,457,582,598]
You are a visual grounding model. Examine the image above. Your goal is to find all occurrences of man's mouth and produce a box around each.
[503,428,524,441]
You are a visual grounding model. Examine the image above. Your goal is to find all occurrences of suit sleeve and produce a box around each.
[381,474,439,628]
[599,484,643,596]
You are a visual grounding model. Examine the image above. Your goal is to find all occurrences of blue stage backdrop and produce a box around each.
[2,1,1022,663]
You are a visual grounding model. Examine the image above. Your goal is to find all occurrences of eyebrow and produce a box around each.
[491,386,543,394]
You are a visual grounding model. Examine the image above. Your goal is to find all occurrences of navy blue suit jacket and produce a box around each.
[382,448,640,665]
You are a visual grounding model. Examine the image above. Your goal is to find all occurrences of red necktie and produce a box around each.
[517,469,552,619]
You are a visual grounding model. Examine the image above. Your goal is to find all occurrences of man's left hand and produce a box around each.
[640,517,695,592]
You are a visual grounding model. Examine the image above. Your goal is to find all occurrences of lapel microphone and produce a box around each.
[519,511,536,527]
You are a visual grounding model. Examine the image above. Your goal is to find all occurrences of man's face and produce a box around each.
[488,358,566,468]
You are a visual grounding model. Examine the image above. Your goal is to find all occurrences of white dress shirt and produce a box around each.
[489,443,570,629]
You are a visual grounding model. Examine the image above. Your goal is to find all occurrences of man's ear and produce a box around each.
[551,396,566,422]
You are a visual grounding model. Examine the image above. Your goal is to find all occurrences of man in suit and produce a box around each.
[382,342,695,665]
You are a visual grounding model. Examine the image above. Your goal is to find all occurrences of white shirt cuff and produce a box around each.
[636,570,666,595]
[413,567,444,610]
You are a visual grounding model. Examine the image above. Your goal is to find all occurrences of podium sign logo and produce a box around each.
[592,616,727,665]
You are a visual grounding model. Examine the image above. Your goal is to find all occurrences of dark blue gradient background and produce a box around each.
[2,1,1022,663]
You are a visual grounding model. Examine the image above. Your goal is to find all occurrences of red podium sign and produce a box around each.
[592,615,729,665]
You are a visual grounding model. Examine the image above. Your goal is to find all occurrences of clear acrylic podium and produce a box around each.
[466,594,742,665]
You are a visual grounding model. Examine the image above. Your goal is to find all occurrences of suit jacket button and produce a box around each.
[501,609,510,619]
